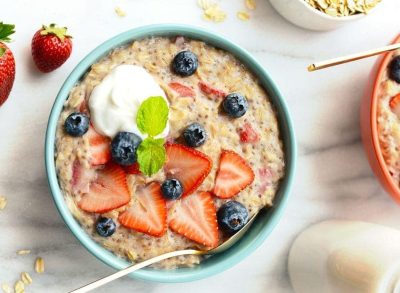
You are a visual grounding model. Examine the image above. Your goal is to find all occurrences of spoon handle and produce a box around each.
[69,249,201,293]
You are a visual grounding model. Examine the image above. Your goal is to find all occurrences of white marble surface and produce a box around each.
[1,0,400,292]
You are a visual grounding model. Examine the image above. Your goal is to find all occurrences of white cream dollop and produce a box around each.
[89,64,169,139]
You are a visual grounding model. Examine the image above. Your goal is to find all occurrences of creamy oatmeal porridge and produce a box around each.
[377,51,400,185]
[55,36,285,269]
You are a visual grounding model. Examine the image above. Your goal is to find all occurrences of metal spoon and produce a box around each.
[69,211,261,293]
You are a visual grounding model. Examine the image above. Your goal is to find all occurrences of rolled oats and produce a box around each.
[21,272,32,285]
[237,11,250,21]
[245,0,256,10]
[14,281,24,293]
[197,0,226,22]
[1,283,11,293]
[35,257,44,274]
[114,7,126,17]
[16,250,31,255]
[304,0,381,17]
[0,196,7,210]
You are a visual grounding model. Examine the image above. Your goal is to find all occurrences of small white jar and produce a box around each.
[289,220,400,293]
[269,0,366,31]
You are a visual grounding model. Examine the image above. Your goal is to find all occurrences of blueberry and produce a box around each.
[217,201,249,234]
[222,93,248,118]
[161,179,183,200]
[96,217,116,237]
[64,112,89,137]
[172,51,198,76]
[389,56,400,83]
[183,123,207,147]
[111,132,142,166]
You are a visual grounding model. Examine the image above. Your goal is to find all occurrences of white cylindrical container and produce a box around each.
[289,220,400,293]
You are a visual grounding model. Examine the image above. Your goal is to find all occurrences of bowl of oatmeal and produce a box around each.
[45,24,296,282]
[269,0,382,31]
[360,34,400,204]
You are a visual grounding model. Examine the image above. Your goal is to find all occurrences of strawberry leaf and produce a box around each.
[41,23,71,42]
[0,22,15,43]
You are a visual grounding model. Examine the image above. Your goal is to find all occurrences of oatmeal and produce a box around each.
[55,37,285,269]
[377,51,400,185]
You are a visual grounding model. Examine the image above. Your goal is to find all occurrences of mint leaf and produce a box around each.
[137,96,169,137]
[137,137,166,176]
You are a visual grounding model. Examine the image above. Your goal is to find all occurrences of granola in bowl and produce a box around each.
[54,36,285,269]
[377,50,400,185]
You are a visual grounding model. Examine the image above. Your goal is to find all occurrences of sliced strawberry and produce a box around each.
[71,159,97,194]
[169,191,218,248]
[389,94,400,117]
[122,163,141,175]
[213,150,255,199]
[78,163,130,213]
[118,182,167,237]
[169,82,195,98]
[164,144,212,197]
[85,125,111,166]
[258,167,272,194]
[198,81,226,99]
[239,122,260,143]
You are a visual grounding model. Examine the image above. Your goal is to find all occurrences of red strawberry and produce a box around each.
[213,150,255,199]
[239,123,260,143]
[169,191,218,248]
[122,163,141,175]
[118,182,167,237]
[169,82,195,98]
[389,94,400,117]
[78,163,131,213]
[164,144,212,197]
[198,81,226,99]
[71,159,97,194]
[85,125,111,166]
[0,23,16,107]
[31,24,72,73]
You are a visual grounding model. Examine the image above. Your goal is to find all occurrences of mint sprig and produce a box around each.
[136,96,169,176]
[137,137,166,176]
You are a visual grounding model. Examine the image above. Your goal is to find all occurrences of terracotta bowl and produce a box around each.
[360,34,400,204]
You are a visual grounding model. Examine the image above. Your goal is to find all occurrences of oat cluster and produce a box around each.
[1,252,44,293]
[198,0,256,22]
[304,0,381,17]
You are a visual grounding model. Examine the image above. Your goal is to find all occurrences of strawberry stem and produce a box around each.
[40,23,71,42]
[0,22,16,43]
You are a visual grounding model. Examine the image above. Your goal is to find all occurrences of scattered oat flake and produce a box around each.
[198,0,226,23]
[14,281,24,293]
[245,0,256,10]
[237,11,250,21]
[115,6,126,17]
[0,196,7,210]
[17,250,31,255]
[21,272,32,285]
[35,257,44,274]
[1,283,11,293]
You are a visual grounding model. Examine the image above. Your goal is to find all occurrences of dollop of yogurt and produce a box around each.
[89,64,169,139]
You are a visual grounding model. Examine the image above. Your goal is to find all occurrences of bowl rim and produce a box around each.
[45,23,297,283]
[370,34,400,202]
[291,0,368,21]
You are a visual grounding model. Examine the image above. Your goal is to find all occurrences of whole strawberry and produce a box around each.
[31,24,72,73]
[0,22,16,107]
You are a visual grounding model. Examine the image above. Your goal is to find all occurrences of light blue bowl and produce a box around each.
[45,24,296,283]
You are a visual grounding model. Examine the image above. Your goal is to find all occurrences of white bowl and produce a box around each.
[269,0,366,31]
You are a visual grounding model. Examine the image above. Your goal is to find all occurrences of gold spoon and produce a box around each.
[308,43,400,72]
[69,210,262,293]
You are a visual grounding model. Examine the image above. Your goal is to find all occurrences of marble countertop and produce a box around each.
[1,0,400,292]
